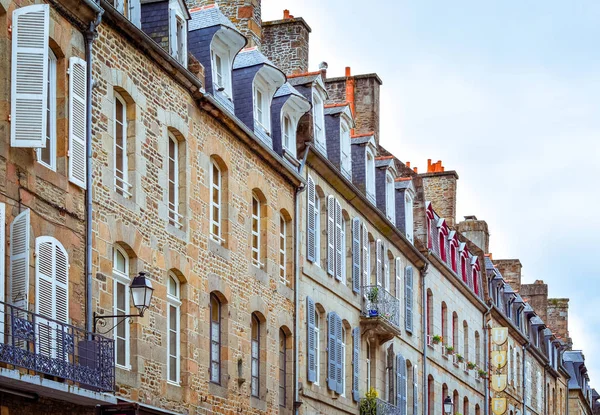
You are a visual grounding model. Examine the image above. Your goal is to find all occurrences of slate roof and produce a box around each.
[395,179,413,191]
[530,316,545,326]
[324,105,348,116]
[288,73,321,87]
[503,284,516,295]
[188,5,237,31]
[351,133,375,145]
[375,158,394,169]
[484,256,495,270]
[274,82,305,100]
[233,48,277,70]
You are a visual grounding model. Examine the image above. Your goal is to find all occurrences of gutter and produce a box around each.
[293,147,310,415]
[85,2,103,334]
[421,261,429,415]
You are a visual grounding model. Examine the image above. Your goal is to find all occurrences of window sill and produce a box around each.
[167,222,186,240]
[249,264,269,286]
[208,238,230,261]
[208,381,228,399]
[250,396,267,411]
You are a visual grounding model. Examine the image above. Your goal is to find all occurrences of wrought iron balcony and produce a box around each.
[0,301,115,392]
[360,285,401,342]
[360,397,402,415]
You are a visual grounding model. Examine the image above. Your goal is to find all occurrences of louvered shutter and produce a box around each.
[396,354,407,414]
[352,327,360,401]
[405,266,413,332]
[307,296,317,383]
[129,0,141,28]
[334,199,342,281]
[306,177,316,262]
[351,218,361,293]
[413,365,418,414]
[326,196,335,276]
[362,224,369,287]
[375,239,382,286]
[10,210,30,310]
[10,4,49,148]
[169,8,178,58]
[335,314,343,394]
[0,203,5,342]
[68,57,87,189]
[327,312,337,390]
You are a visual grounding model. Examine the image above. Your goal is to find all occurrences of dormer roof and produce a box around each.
[234,47,281,72]
[351,132,376,146]
[375,156,395,170]
[188,4,236,31]
[274,82,307,101]
[394,178,415,193]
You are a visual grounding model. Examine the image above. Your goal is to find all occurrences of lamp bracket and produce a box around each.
[93,311,143,334]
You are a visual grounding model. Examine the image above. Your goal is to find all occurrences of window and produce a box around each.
[475,331,481,366]
[340,326,346,397]
[365,149,376,201]
[169,5,187,66]
[115,0,140,26]
[327,196,344,280]
[341,216,346,284]
[210,161,223,244]
[438,227,447,262]
[37,49,56,170]
[251,314,260,397]
[327,312,343,394]
[211,37,232,97]
[405,193,414,243]
[313,92,325,152]
[405,266,414,333]
[314,194,321,264]
[210,294,221,384]
[282,113,293,151]
[253,75,271,133]
[366,342,371,391]
[385,171,395,224]
[426,290,433,337]
[340,121,351,177]
[251,194,262,268]
[450,241,458,273]
[279,215,288,284]
[441,302,448,344]
[307,176,317,262]
[114,92,131,196]
[463,321,469,362]
[314,308,320,384]
[279,329,287,407]
[168,133,183,228]
[167,273,181,384]
[452,312,458,351]
[113,246,130,368]
[384,255,391,292]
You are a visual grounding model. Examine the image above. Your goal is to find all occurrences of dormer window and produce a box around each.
[211,36,232,98]
[282,114,293,151]
[253,74,271,134]
[312,92,326,153]
[116,0,140,27]
[385,171,395,224]
[365,149,376,202]
[169,1,187,66]
[340,121,351,178]
[405,193,414,243]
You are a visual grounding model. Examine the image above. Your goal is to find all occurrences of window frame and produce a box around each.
[210,36,232,97]
[279,214,289,285]
[251,194,262,268]
[340,326,346,397]
[340,119,351,177]
[281,112,294,152]
[113,92,132,197]
[365,148,376,201]
[253,74,271,134]
[314,309,320,385]
[37,49,57,171]
[168,133,183,228]
[209,161,224,244]
[279,329,287,407]
[405,193,414,243]
[166,273,181,385]
[113,246,131,370]
[314,194,321,265]
[385,170,395,223]
[312,91,325,152]
[209,294,221,384]
[251,314,261,398]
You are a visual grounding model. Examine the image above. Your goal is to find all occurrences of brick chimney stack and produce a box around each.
[520,280,548,323]
[494,259,522,292]
[420,159,458,226]
[547,298,573,349]
[262,9,311,74]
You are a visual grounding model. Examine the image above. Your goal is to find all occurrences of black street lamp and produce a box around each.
[443,396,454,415]
[93,272,154,333]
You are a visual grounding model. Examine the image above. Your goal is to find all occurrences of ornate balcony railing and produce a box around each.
[362,285,401,330]
[0,301,115,392]
[360,397,402,415]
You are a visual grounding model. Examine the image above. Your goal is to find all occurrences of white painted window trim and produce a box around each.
[281,112,295,153]
[312,91,326,153]
[209,161,224,244]
[340,326,346,397]
[341,217,346,285]
[279,214,289,285]
[314,310,320,385]
[314,195,321,266]
[37,49,57,171]
[405,193,414,244]
[211,36,232,97]
[340,119,351,177]
[168,0,187,67]
[251,194,263,268]
[166,273,181,385]
[366,341,371,391]
[168,133,183,229]
[113,246,131,370]
[385,171,395,224]
[114,92,132,197]
[253,74,271,134]
[365,148,376,201]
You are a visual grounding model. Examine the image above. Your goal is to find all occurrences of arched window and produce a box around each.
[427,375,435,415]
[450,238,458,273]
[463,396,469,415]
[463,320,469,362]
[167,273,181,384]
[279,329,287,407]
[210,159,224,244]
[426,204,434,249]
[251,314,260,397]
[475,331,481,366]
[472,259,481,295]
[210,294,221,384]
[38,49,57,171]
[114,92,130,196]
[441,302,448,345]
[312,91,325,152]
[113,245,130,368]
[426,290,433,338]
[438,225,447,262]
[452,312,458,351]
[442,384,448,414]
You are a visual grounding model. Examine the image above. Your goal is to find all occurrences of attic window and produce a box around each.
[405,193,414,243]
[312,92,326,153]
[116,0,140,27]
[253,74,271,134]
[211,36,232,97]
[385,171,395,224]
[340,120,351,178]
[169,4,187,67]
[365,149,375,202]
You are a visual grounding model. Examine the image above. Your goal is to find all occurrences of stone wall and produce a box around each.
[494,259,522,293]
[262,14,311,75]
[457,217,490,253]
[521,280,548,323]
[547,298,572,349]
[91,17,295,415]
[421,171,458,227]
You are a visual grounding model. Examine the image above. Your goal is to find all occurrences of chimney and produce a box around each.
[420,159,458,226]
[494,259,522,292]
[457,215,490,253]
[546,298,573,350]
[520,280,548,323]
[345,66,355,119]
[195,0,262,49]
[262,10,311,74]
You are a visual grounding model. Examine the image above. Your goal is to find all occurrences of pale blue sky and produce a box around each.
[263,0,600,386]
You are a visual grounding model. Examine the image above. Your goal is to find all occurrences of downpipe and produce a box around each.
[483,304,492,415]
[421,262,429,415]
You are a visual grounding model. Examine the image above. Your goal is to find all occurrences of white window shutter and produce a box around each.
[129,0,141,28]
[362,224,369,288]
[335,314,343,394]
[68,57,87,189]
[306,176,316,262]
[10,209,30,310]
[376,239,382,286]
[0,203,5,342]
[334,199,342,281]
[54,241,68,324]
[351,218,361,293]
[307,296,316,383]
[10,4,49,148]
[405,266,413,333]
[352,327,359,401]
[169,8,177,58]
[326,195,335,276]
[327,312,337,391]
[396,354,407,414]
